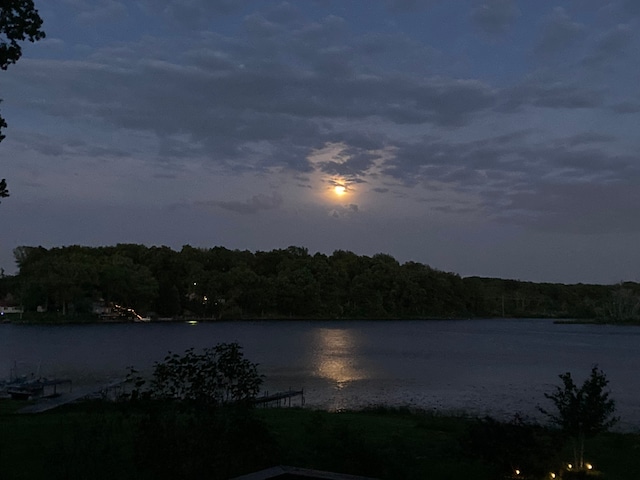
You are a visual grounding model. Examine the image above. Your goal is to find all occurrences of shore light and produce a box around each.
[550,473,556,479]
[567,464,572,470]
[586,463,593,470]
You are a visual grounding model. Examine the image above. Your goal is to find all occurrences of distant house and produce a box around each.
[0,301,23,315]
[92,300,111,315]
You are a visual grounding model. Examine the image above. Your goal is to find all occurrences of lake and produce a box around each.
[1,318,639,430]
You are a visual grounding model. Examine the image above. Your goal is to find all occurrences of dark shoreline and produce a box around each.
[4,313,640,326]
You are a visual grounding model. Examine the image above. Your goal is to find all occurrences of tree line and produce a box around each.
[1,244,639,321]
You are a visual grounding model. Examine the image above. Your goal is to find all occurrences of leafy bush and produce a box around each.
[127,342,263,405]
[123,342,272,478]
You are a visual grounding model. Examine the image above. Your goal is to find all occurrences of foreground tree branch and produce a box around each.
[1,0,46,200]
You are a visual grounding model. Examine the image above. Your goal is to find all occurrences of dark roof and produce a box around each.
[231,466,379,480]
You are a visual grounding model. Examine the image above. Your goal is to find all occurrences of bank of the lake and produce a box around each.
[7,309,640,326]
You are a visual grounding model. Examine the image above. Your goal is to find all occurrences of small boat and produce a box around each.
[6,378,72,400]
[1,361,72,400]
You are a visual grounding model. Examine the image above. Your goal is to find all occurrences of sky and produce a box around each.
[1,0,639,284]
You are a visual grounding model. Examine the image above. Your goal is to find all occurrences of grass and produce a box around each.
[0,402,639,479]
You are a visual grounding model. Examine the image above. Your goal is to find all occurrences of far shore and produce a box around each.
[3,312,640,326]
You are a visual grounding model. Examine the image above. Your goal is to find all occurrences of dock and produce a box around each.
[253,389,305,408]
[10,382,304,413]
[15,379,128,414]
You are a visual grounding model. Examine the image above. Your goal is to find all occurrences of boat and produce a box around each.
[6,378,72,400]
[1,361,72,400]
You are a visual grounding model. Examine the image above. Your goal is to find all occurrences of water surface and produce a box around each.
[1,319,638,429]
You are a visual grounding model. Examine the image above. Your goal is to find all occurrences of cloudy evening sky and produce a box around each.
[1,0,640,284]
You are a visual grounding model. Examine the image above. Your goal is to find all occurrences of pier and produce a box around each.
[253,389,305,408]
[15,379,128,414]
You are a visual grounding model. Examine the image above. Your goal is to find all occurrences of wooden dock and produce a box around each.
[253,389,305,408]
[12,382,304,413]
[16,379,128,414]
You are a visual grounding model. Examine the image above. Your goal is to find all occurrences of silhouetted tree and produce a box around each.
[1,0,46,201]
[539,366,618,470]
[1,0,45,135]
[0,177,8,201]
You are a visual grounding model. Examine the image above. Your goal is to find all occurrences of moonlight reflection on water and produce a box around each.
[313,328,369,390]
[1,319,639,430]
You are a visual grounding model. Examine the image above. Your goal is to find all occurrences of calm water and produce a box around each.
[1,319,639,430]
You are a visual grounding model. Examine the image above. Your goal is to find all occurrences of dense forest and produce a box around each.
[1,244,639,322]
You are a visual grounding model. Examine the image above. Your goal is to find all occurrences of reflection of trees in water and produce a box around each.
[313,328,369,391]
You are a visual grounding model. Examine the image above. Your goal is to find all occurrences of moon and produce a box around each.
[334,185,347,196]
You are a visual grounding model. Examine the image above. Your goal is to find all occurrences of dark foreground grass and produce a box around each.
[0,402,639,480]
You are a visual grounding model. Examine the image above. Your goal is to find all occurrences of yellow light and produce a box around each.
[586,463,593,470]
[567,464,572,470]
[550,474,556,479]
[515,469,520,475]
[187,320,198,325]
[334,185,347,196]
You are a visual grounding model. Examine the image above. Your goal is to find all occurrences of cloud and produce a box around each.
[329,203,359,218]
[582,24,634,67]
[383,0,437,13]
[197,192,284,214]
[534,7,585,57]
[610,102,640,114]
[502,82,604,111]
[140,0,253,26]
[378,126,640,234]
[470,0,520,37]
[7,12,498,182]
[60,0,128,24]
[498,183,640,234]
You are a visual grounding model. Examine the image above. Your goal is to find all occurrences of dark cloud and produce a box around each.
[329,203,359,218]
[63,0,128,24]
[620,0,640,16]
[470,0,520,37]
[534,7,585,57]
[381,129,639,234]
[582,24,634,67]
[141,0,253,26]
[610,102,640,114]
[383,0,436,13]
[502,82,604,111]
[9,131,128,159]
[9,21,496,178]
[498,183,640,234]
[554,132,616,147]
[197,192,283,214]
[317,146,381,179]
